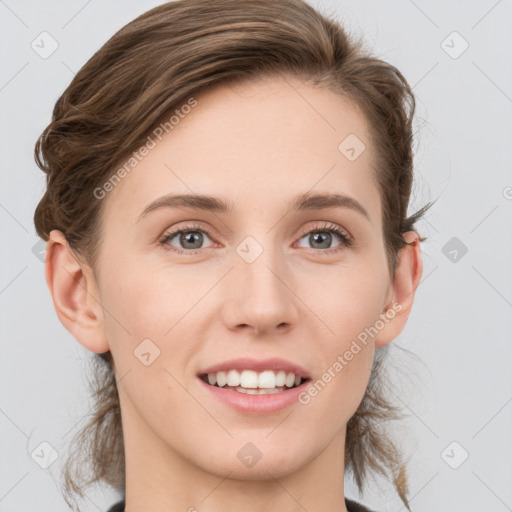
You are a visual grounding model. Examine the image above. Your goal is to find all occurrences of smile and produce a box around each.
[197,357,311,413]
[200,369,306,394]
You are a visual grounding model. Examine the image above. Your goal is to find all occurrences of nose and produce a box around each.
[221,247,300,336]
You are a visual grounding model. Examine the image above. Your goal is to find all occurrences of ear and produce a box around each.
[374,230,423,348]
[44,230,109,354]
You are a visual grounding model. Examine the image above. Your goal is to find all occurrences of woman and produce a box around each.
[34,0,430,510]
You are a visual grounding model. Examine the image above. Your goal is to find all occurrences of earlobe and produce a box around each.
[45,230,110,354]
[374,231,423,348]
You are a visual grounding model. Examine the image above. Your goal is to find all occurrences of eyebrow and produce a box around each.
[137,191,370,222]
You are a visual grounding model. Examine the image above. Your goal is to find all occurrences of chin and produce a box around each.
[189,436,316,481]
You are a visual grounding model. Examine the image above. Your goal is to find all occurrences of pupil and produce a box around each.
[181,231,202,249]
[311,232,331,248]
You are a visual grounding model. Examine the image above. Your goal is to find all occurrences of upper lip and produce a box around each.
[199,357,310,379]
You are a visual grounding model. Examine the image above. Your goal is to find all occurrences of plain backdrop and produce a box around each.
[1,1,511,511]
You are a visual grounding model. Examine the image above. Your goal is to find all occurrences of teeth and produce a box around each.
[227,369,240,387]
[216,371,227,387]
[258,370,275,389]
[285,372,295,387]
[276,370,286,386]
[204,369,304,390]
[240,370,258,388]
[234,386,283,395]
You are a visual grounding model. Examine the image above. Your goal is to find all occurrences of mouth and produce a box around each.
[199,369,310,395]
[197,358,311,413]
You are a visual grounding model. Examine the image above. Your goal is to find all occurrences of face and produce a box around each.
[91,75,395,480]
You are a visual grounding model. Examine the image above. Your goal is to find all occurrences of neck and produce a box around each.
[121,396,349,512]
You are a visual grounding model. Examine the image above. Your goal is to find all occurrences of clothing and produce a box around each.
[107,502,124,512]
[107,497,375,511]
[345,498,376,512]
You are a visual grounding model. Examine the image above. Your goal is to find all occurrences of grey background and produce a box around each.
[1,0,511,511]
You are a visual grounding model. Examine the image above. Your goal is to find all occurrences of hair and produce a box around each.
[33,0,433,510]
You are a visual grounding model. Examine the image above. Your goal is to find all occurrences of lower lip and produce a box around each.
[198,377,309,414]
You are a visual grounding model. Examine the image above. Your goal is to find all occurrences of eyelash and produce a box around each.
[159,222,353,256]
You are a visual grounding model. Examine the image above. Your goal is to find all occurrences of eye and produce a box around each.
[159,222,353,256]
[159,224,215,254]
[295,222,352,254]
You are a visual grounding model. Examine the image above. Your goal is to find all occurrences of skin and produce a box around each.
[45,75,422,512]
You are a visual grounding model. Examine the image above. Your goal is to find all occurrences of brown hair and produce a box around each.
[34,0,431,509]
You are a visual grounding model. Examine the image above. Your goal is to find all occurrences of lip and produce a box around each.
[197,357,311,415]
[197,376,309,414]
[199,357,310,379]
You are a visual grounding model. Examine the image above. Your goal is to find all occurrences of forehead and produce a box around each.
[103,75,380,224]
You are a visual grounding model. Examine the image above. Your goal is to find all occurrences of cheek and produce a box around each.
[101,236,197,321]
[296,257,388,417]
[303,255,389,341]
[99,262,199,438]
[97,254,194,369]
